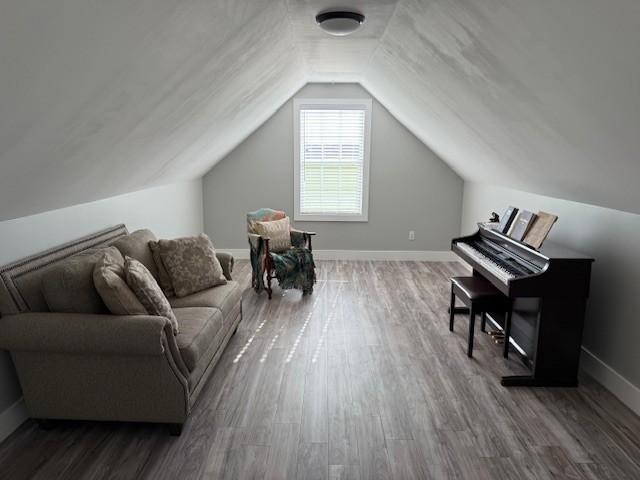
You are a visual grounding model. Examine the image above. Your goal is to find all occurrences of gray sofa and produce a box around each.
[0,224,242,435]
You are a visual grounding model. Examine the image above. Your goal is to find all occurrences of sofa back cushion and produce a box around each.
[157,234,227,298]
[93,247,148,315]
[148,241,175,298]
[42,249,109,314]
[112,229,159,280]
[0,225,128,315]
[124,256,179,335]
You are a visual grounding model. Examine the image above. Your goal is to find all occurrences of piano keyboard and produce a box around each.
[456,242,517,283]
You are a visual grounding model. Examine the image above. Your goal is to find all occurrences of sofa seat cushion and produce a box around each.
[169,281,241,320]
[174,307,223,372]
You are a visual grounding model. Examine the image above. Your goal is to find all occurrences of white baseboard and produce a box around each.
[221,249,457,261]
[221,249,249,259]
[0,398,27,444]
[580,347,640,416]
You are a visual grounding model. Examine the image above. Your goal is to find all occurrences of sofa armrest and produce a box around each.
[0,312,170,356]
[216,251,234,281]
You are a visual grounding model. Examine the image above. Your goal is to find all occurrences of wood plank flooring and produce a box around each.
[1,260,640,479]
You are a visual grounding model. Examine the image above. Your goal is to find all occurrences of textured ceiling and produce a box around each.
[0,0,306,220]
[2,0,640,220]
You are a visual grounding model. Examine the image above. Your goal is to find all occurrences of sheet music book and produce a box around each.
[496,206,519,234]
[524,211,558,249]
[508,210,537,241]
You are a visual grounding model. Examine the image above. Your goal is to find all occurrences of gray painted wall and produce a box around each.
[462,182,640,390]
[203,84,463,251]
[0,179,204,436]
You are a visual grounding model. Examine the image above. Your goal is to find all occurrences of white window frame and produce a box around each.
[293,98,372,222]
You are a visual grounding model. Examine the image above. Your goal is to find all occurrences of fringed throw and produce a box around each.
[271,247,316,294]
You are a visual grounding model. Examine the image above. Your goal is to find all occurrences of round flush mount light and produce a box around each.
[316,11,365,36]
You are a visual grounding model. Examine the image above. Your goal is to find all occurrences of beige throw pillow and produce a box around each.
[253,216,292,253]
[158,234,227,298]
[148,241,175,297]
[93,247,147,315]
[124,256,179,334]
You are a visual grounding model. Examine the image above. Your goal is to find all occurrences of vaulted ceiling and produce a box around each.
[2,0,640,220]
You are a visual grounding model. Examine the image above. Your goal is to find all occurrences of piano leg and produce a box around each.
[501,298,585,388]
[449,284,455,331]
[503,308,512,359]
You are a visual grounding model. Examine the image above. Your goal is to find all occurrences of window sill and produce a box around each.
[294,213,368,222]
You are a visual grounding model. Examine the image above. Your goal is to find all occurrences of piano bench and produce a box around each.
[449,276,512,358]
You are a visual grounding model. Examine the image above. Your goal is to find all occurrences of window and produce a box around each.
[294,98,372,222]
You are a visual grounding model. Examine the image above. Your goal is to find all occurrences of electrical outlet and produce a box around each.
[409,230,415,241]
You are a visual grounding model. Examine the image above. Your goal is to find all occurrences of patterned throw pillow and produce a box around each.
[157,234,227,298]
[124,256,179,334]
[93,247,147,315]
[252,216,292,253]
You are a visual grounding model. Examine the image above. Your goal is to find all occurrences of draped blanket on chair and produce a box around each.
[250,239,316,295]
[271,247,316,294]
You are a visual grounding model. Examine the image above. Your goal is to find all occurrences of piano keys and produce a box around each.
[452,223,594,387]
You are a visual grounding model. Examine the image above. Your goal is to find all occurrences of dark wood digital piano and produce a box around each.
[452,223,594,387]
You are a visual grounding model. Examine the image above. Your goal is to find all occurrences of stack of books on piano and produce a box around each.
[495,206,558,249]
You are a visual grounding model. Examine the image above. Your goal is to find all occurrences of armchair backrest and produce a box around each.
[246,208,287,234]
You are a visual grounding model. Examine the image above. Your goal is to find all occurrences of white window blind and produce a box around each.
[296,102,370,221]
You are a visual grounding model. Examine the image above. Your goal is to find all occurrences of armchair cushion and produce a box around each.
[157,234,227,297]
[42,248,109,314]
[247,208,286,233]
[93,247,147,315]
[174,307,222,372]
[252,216,292,253]
[124,256,179,334]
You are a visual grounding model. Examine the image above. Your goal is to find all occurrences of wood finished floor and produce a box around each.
[1,260,640,479]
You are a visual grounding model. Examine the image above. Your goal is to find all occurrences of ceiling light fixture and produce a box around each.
[316,11,365,36]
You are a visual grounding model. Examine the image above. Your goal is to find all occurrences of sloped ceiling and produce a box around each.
[2,0,640,220]
[0,0,306,220]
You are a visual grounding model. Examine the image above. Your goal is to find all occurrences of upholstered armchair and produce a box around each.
[247,208,316,299]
